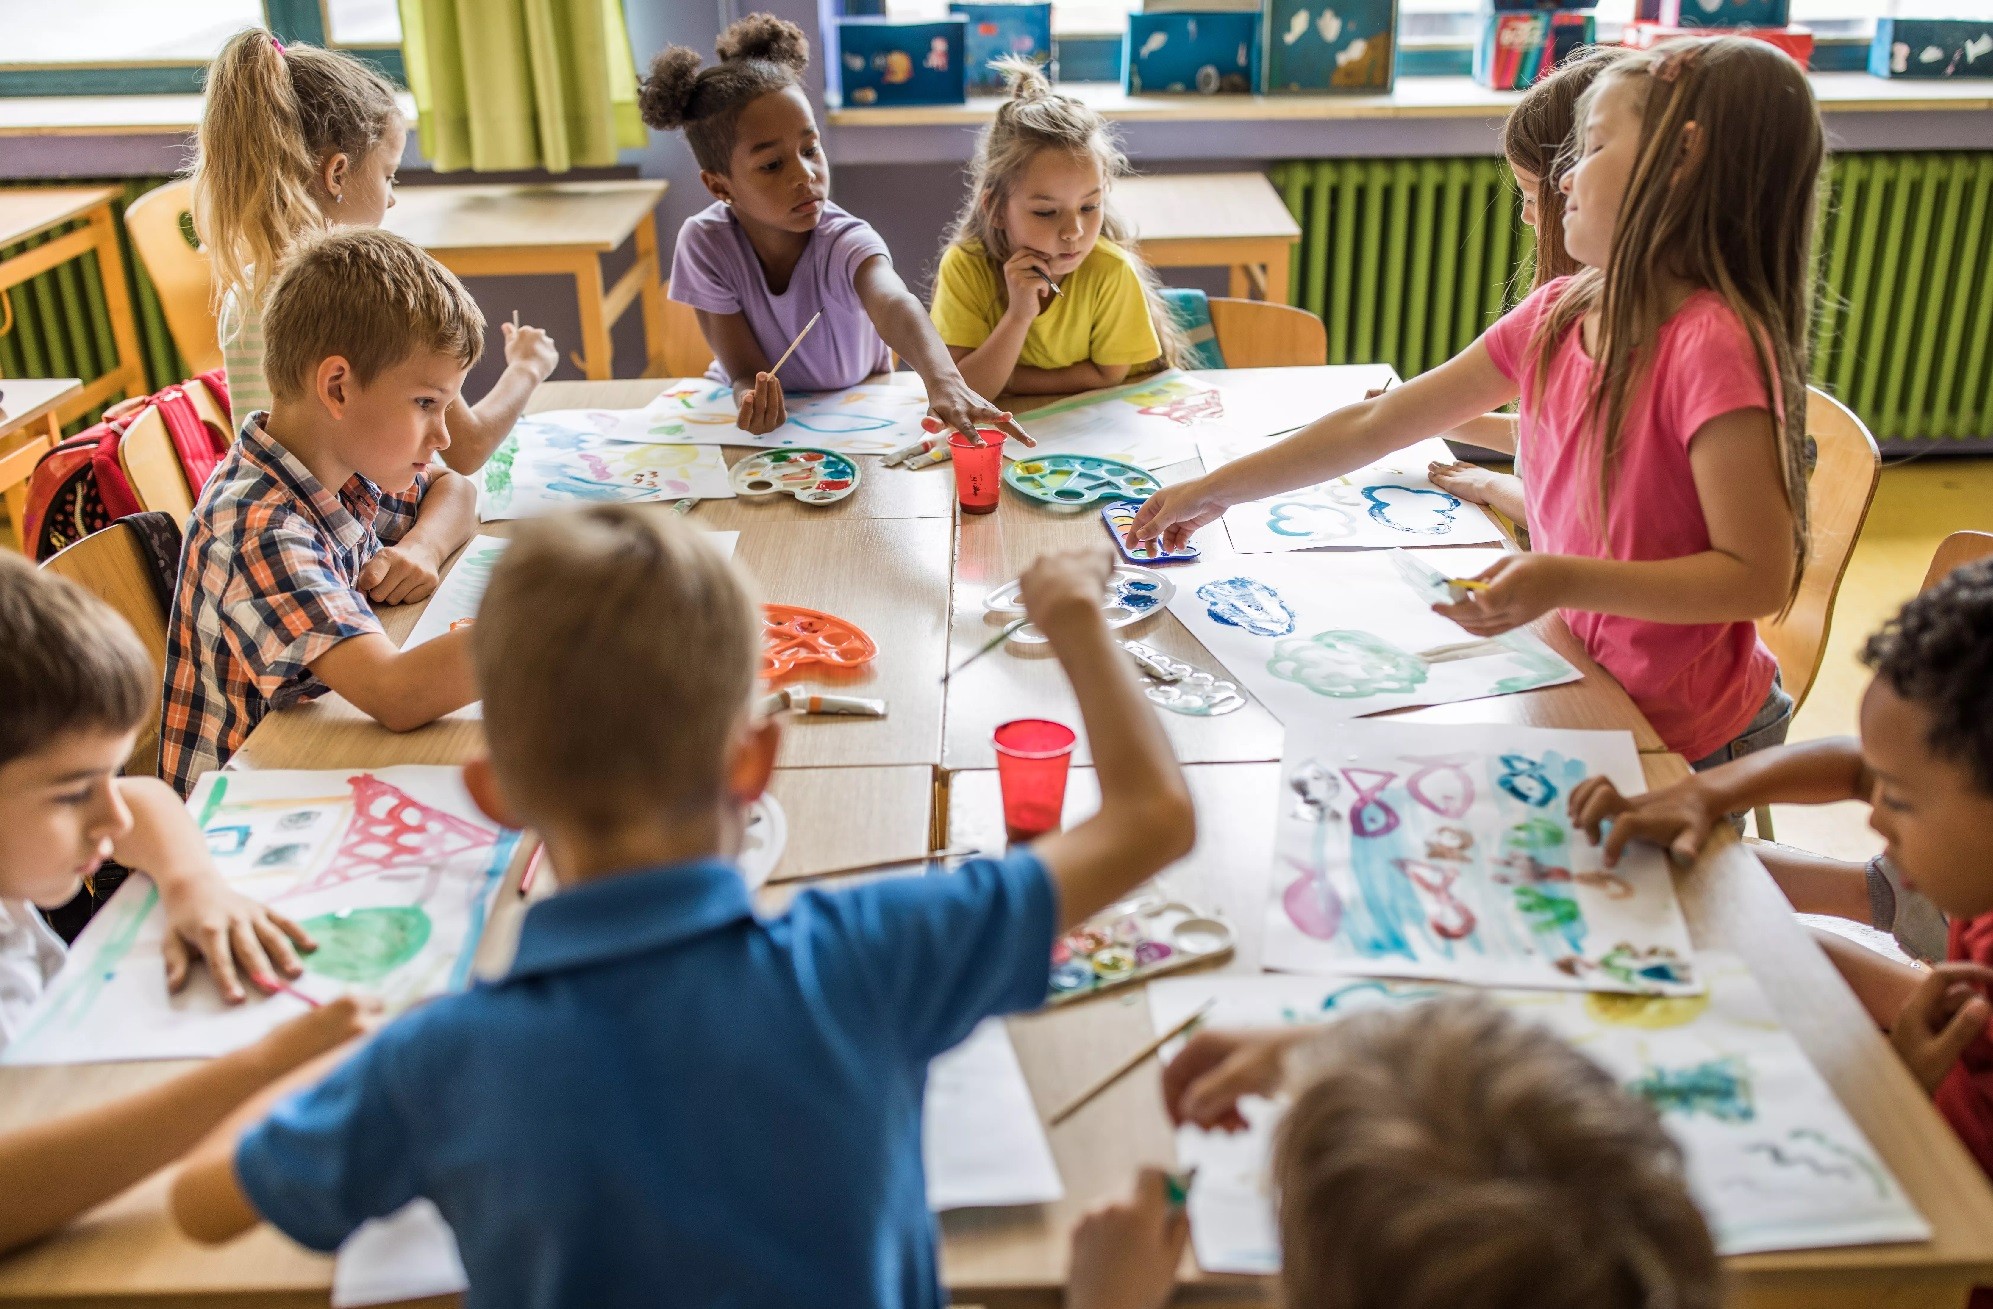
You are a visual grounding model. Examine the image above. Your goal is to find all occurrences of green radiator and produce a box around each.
[1273,153,1993,445]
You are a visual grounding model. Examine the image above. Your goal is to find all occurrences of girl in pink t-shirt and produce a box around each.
[1132,37,1822,765]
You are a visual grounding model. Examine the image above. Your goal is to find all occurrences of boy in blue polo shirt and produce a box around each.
[170,505,1196,1307]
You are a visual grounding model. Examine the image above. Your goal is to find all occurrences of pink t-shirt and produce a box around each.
[1481,277,1780,762]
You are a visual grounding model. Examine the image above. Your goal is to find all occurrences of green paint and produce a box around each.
[1512,884,1582,933]
[484,435,518,502]
[1268,630,1428,699]
[1627,1057,1755,1123]
[195,773,230,831]
[9,885,160,1054]
[1491,641,1572,695]
[299,907,432,984]
[1503,816,1566,854]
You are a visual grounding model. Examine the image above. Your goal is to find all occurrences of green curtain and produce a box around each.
[397,0,647,173]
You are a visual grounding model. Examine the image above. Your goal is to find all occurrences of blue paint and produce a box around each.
[205,824,252,856]
[790,413,893,434]
[1362,484,1461,534]
[1197,577,1296,637]
[1495,753,1558,807]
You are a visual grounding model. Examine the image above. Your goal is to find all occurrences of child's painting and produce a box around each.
[1150,954,1929,1274]
[1266,721,1698,994]
[627,374,938,456]
[1163,549,1578,727]
[3,768,522,1065]
[478,413,734,521]
[1199,435,1507,553]
[403,535,509,648]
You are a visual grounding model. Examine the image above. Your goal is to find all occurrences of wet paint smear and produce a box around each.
[1197,576,1296,637]
[299,906,432,984]
[1627,1057,1756,1123]
[1362,484,1461,534]
[1584,990,1712,1031]
[1268,630,1428,699]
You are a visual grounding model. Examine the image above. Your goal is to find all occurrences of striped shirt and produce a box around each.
[219,288,274,420]
[160,413,426,796]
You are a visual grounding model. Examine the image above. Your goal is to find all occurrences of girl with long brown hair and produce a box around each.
[1134,36,1819,771]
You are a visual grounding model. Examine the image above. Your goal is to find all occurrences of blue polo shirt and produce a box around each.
[235,850,1056,1309]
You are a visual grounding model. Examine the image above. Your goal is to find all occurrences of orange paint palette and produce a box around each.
[761,604,877,679]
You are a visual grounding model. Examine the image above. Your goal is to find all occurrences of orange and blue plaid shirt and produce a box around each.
[160,414,426,796]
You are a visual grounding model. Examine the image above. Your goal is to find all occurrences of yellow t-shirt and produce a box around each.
[930,238,1163,371]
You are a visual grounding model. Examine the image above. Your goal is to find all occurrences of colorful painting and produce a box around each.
[1265,721,1699,994]
[1165,549,1578,727]
[3,768,521,1065]
[1199,435,1506,553]
[1149,954,1929,1274]
[478,413,734,521]
[402,535,509,648]
[625,374,938,456]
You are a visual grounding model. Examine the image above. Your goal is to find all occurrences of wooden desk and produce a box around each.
[383,181,673,382]
[0,188,148,428]
[940,756,1993,1307]
[0,376,80,551]
[1116,173,1302,304]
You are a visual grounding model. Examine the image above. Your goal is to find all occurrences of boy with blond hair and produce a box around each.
[160,227,483,796]
[172,509,1196,1306]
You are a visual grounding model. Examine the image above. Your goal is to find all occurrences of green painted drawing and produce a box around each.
[483,434,518,505]
[1267,630,1429,699]
[300,907,432,984]
[1491,639,1573,694]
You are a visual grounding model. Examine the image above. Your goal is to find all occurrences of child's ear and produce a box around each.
[463,757,523,830]
[1672,121,1704,185]
[700,169,734,207]
[321,150,349,204]
[315,356,354,418]
[728,716,781,804]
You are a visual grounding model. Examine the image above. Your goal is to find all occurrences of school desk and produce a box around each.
[380,181,673,383]
[0,375,80,551]
[0,188,148,430]
[937,755,1993,1308]
[1115,172,1303,304]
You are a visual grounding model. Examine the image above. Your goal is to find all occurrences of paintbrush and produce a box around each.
[1033,268,1063,298]
[1050,999,1214,1126]
[941,616,1030,683]
[517,840,547,898]
[259,975,321,1009]
[766,311,822,380]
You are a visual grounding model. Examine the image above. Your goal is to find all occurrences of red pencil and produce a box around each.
[261,976,321,1008]
[518,841,547,898]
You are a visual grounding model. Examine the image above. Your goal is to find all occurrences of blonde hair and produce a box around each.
[1274,995,1721,1309]
[0,552,154,769]
[1504,46,1627,290]
[943,59,1185,370]
[474,506,762,830]
[192,27,400,324]
[262,228,484,400]
[1531,37,1819,604]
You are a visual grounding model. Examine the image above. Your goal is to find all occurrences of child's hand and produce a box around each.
[1429,460,1501,506]
[1125,477,1230,557]
[1017,544,1115,637]
[160,879,315,1004]
[1430,553,1567,637]
[736,372,787,435]
[1161,1029,1300,1131]
[501,320,559,384]
[1568,774,1722,867]
[920,376,1036,447]
[1064,1168,1188,1309]
[358,542,444,607]
[1001,247,1056,323]
[1891,964,1993,1094]
[251,995,381,1076]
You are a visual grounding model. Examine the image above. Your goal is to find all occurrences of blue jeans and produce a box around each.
[1690,673,1796,773]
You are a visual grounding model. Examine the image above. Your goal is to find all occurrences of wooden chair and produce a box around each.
[124,180,222,375]
[42,519,176,775]
[1207,297,1328,368]
[188,375,234,442]
[117,405,197,524]
[1920,530,1993,592]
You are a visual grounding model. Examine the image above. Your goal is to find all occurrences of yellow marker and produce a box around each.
[1445,578,1491,603]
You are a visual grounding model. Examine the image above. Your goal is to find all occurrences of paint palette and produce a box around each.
[1121,639,1247,716]
[1005,454,1161,509]
[761,604,877,678]
[1049,896,1235,1006]
[1101,501,1200,564]
[730,448,860,506]
[982,565,1175,644]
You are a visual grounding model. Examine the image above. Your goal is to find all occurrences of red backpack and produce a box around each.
[21,370,231,562]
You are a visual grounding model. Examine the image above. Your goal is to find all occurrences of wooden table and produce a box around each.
[0,188,148,428]
[1116,173,1302,304]
[0,376,79,551]
[383,181,674,383]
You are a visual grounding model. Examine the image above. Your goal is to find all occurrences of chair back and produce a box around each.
[117,405,197,523]
[42,517,179,775]
[1920,530,1993,593]
[125,180,222,374]
[1207,297,1327,368]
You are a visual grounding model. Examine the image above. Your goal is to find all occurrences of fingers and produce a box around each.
[1132,1165,1173,1211]
[1565,775,1620,836]
[229,919,279,999]
[200,924,246,1003]
[355,552,389,594]
[1933,994,1991,1071]
[500,321,516,344]
[999,418,1037,448]
[162,933,190,994]
[272,906,317,955]
[254,914,306,978]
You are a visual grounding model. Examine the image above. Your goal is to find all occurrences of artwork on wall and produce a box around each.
[1198,434,1506,552]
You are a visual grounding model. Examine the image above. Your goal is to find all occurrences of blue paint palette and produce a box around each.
[1101,501,1199,564]
[984,565,1175,644]
[1005,454,1160,509]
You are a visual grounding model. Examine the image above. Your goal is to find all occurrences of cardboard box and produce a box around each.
[1655,0,1788,29]
[833,17,968,107]
[1125,11,1261,94]
[1871,18,1993,79]
[1475,10,1596,91]
[1262,0,1396,93]
[950,3,1054,92]
[1623,20,1813,67]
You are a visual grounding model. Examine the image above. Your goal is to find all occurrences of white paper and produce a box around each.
[1200,435,1506,553]
[3,768,519,1065]
[1165,548,1578,726]
[1266,721,1698,994]
[1151,955,1929,1273]
[626,373,934,456]
[478,414,735,520]
[403,536,508,648]
[333,1202,466,1309]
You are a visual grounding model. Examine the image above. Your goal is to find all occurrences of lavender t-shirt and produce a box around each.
[669,200,895,392]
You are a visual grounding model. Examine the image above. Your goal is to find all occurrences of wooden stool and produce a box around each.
[0,188,149,427]
[1117,172,1302,304]
[0,377,81,552]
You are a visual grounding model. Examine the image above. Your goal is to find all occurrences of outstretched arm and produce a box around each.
[438,322,559,474]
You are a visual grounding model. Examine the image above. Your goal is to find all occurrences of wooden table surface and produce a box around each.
[1115,173,1303,245]
[383,181,668,254]
[0,185,117,248]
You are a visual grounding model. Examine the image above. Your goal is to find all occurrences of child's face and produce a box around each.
[328,348,465,492]
[1861,678,1993,919]
[322,118,406,229]
[708,87,828,236]
[1510,161,1541,230]
[997,149,1106,279]
[0,728,136,909]
[1559,74,1644,270]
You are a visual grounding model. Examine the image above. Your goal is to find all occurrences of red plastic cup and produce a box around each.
[950,429,1007,515]
[993,718,1077,844]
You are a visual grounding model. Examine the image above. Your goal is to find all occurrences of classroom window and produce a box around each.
[325,0,403,48]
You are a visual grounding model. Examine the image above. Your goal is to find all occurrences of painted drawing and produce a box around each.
[3,768,522,1066]
[1148,955,1929,1275]
[627,374,936,456]
[479,413,734,521]
[1263,721,1699,995]
[403,535,509,648]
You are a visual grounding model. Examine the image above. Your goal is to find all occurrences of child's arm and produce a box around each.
[850,255,1015,440]
[307,626,477,733]
[945,246,1119,401]
[1443,413,1519,456]
[1890,963,1993,1094]
[1429,461,1528,526]
[1022,546,1196,929]
[694,309,788,437]
[0,999,368,1255]
[1812,926,1925,1029]
[356,471,479,608]
[116,777,315,1002]
[1065,1168,1188,1309]
[438,322,560,474]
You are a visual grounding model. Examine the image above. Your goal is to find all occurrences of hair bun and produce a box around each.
[994,55,1053,102]
[716,14,810,73]
[639,45,704,130]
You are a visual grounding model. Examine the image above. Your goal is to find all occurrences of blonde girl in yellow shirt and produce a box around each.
[930,60,1183,397]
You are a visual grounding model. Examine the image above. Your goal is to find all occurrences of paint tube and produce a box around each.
[788,690,887,717]
[884,434,945,466]
[757,689,791,716]
[904,445,953,471]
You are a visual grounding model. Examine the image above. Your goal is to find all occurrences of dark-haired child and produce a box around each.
[642,15,1010,439]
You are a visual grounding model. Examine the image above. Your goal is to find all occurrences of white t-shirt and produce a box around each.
[0,898,67,1052]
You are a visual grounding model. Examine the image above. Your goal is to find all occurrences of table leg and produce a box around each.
[632,215,671,378]
[1265,240,1295,307]
[1228,262,1260,300]
[87,202,150,403]
[573,256,614,381]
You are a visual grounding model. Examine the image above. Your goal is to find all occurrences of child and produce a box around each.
[0,553,369,1254]
[642,16,1011,440]
[159,229,483,797]
[1572,559,1993,1178]
[931,59,1182,399]
[1430,46,1627,526]
[193,28,557,474]
[1066,995,1719,1309]
[169,510,1196,1303]
[1132,37,1818,771]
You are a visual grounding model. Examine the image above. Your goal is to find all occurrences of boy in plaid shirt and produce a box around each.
[161,229,483,795]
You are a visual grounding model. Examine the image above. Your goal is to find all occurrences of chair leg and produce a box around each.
[1753,805,1775,842]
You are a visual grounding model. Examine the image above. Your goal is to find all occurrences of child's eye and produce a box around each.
[1081,204,1099,214]
[1033,209,1057,219]
[55,788,91,806]
[802,145,821,158]
[417,398,436,411]
[762,159,784,173]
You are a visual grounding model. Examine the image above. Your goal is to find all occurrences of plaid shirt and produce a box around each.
[161,414,427,796]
